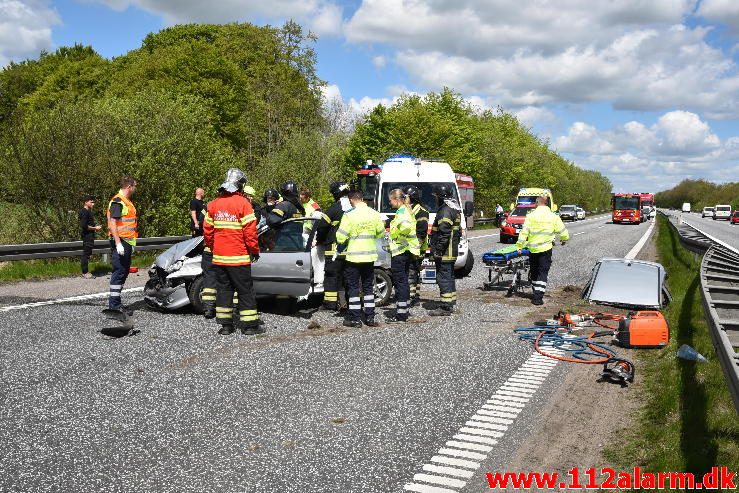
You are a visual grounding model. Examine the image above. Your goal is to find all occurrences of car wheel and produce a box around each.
[373,268,393,307]
[187,275,205,314]
[455,251,474,279]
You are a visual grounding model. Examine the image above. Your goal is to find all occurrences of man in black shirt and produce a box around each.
[78,195,101,278]
[190,187,205,237]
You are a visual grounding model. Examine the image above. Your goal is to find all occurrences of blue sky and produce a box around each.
[2,0,738,192]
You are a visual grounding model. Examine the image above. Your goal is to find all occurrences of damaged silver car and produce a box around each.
[144,217,394,313]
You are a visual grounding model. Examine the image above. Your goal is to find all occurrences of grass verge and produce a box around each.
[604,214,739,477]
[0,251,159,283]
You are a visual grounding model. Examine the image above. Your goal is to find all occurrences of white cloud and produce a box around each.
[699,0,739,34]
[555,111,734,192]
[90,0,343,35]
[556,122,616,155]
[372,55,386,69]
[0,0,59,67]
[343,1,739,119]
[514,106,557,127]
[345,0,691,58]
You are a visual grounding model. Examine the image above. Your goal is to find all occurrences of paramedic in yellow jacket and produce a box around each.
[516,196,570,305]
[335,190,385,328]
[386,188,420,323]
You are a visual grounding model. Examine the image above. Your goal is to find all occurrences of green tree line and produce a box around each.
[0,22,612,243]
[345,90,612,214]
[655,179,739,211]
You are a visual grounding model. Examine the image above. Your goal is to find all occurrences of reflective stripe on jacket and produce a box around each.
[430,204,461,262]
[335,202,384,263]
[107,191,138,245]
[389,206,420,257]
[515,205,570,253]
[204,192,259,266]
[315,200,345,256]
[411,203,430,252]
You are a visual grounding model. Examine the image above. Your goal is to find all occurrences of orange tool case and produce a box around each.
[616,311,670,348]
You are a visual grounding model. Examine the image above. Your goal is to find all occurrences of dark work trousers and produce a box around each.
[391,251,413,320]
[529,249,553,302]
[81,233,95,274]
[213,264,258,328]
[344,261,375,322]
[201,249,217,313]
[323,255,346,310]
[109,239,133,309]
[434,258,456,312]
[408,256,422,301]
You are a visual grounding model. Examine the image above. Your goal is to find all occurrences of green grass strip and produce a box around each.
[0,252,158,283]
[604,214,739,476]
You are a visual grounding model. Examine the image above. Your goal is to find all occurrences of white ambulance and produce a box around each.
[355,155,476,280]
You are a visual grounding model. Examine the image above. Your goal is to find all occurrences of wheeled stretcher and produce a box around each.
[482,245,531,296]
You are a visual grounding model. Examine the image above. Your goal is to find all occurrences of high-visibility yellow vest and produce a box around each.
[412,203,429,251]
[335,202,385,263]
[107,191,138,246]
[389,206,420,256]
[515,205,570,253]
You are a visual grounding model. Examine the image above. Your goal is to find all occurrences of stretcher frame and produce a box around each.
[482,255,531,297]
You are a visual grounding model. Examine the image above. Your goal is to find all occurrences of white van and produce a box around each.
[682,202,691,213]
[714,205,732,220]
[356,155,475,279]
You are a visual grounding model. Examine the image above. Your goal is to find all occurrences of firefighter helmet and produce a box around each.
[404,184,421,202]
[329,181,350,200]
[263,188,279,202]
[219,168,247,193]
[432,183,453,199]
[279,181,299,198]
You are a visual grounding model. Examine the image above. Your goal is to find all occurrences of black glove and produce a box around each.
[251,253,260,263]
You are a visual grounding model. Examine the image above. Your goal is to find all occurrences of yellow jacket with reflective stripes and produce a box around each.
[515,205,570,253]
[335,202,385,263]
[389,206,420,257]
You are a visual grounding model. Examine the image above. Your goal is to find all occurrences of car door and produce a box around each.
[251,217,316,296]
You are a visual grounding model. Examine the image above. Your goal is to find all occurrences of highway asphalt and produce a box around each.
[0,214,655,493]
[676,212,739,251]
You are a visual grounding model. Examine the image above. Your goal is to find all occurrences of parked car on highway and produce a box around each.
[702,207,715,218]
[732,211,739,225]
[499,205,535,243]
[558,204,577,221]
[714,205,732,220]
[576,207,586,220]
[144,218,395,313]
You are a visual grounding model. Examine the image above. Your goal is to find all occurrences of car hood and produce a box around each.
[154,236,203,271]
[583,258,671,309]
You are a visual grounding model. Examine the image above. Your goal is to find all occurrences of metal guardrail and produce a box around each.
[662,211,739,412]
[0,236,189,262]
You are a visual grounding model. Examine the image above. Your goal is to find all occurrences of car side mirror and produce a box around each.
[464,201,474,217]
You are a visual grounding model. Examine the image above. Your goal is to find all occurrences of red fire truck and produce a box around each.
[612,193,642,224]
[639,193,654,209]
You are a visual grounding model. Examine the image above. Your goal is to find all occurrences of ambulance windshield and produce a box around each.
[379,182,459,213]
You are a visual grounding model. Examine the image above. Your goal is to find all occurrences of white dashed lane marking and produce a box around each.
[403,341,572,492]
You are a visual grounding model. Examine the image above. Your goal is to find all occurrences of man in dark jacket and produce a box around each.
[79,195,102,278]
[428,183,461,316]
[315,181,351,311]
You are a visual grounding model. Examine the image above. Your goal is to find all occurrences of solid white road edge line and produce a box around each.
[624,219,656,260]
[0,287,144,313]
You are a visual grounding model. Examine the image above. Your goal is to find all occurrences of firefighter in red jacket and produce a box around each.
[203,169,262,335]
